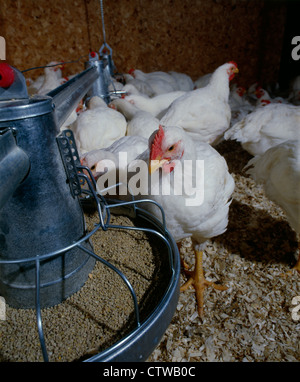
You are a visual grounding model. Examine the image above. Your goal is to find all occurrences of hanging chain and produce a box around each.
[99,0,107,47]
[98,0,116,75]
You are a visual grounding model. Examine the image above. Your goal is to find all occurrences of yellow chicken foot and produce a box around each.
[180,250,228,318]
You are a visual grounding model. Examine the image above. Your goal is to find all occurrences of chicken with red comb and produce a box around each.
[137,124,235,318]
[159,61,239,146]
[228,61,238,81]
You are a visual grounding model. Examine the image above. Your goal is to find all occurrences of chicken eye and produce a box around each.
[91,165,96,170]
[168,145,175,151]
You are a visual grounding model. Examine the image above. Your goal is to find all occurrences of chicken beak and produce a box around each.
[149,159,168,174]
[53,63,64,72]
[234,67,239,74]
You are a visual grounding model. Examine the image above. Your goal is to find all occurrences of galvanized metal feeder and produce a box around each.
[0,58,180,362]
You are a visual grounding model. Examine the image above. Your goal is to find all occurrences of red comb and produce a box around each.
[90,51,97,58]
[229,61,238,68]
[150,125,165,160]
[128,68,135,75]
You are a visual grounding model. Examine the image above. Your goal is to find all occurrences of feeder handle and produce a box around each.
[0,63,15,88]
[99,42,112,56]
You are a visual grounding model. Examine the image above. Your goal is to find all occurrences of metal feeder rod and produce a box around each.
[48,66,99,128]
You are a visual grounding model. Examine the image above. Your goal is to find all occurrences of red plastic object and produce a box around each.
[0,63,15,88]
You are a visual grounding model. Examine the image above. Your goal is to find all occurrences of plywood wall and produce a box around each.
[0,0,287,88]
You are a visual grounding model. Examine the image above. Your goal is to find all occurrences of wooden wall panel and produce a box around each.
[0,0,287,88]
[1,0,91,79]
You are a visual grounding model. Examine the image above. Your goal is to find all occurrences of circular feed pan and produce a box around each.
[0,198,180,362]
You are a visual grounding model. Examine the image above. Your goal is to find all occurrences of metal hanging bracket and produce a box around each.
[57,129,83,198]
[98,0,117,77]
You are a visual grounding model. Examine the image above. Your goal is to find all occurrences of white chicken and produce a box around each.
[123,73,156,97]
[229,84,255,126]
[229,84,252,109]
[26,61,64,95]
[109,82,151,100]
[168,71,194,91]
[121,125,235,318]
[247,82,260,103]
[60,109,78,131]
[159,61,239,145]
[193,72,212,89]
[129,68,178,95]
[254,85,289,106]
[122,83,150,97]
[37,62,65,95]
[124,90,186,118]
[70,96,127,154]
[246,140,300,273]
[224,103,300,156]
[110,98,160,139]
[80,135,148,181]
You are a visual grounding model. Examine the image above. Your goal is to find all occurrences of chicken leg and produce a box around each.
[293,258,300,274]
[292,243,300,274]
[180,249,228,318]
[281,243,300,277]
